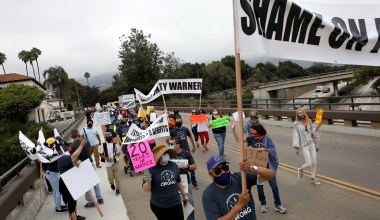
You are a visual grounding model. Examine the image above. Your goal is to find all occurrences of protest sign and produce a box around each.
[315,109,324,124]
[95,103,101,110]
[189,114,207,123]
[232,111,245,122]
[122,94,135,109]
[170,159,189,167]
[150,113,157,122]
[210,116,230,129]
[123,114,170,145]
[180,174,189,194]
[233,0,380,66]
[19,131,39,160]
[61,159,100,200]
[147,106,155,112]
[244,147,269,168]
[183,202,194,220]
[135,79,202,104]
[93,112,111,125]
[127,140,156,173]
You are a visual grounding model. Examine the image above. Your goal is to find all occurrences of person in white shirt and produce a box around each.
[99,132,122,196]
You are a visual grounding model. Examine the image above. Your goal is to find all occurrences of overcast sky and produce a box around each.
[2,0,238,82]
[2,0,374,83]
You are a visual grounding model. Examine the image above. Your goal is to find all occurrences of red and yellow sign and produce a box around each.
[315,109,324,124]
[189,114,207,123]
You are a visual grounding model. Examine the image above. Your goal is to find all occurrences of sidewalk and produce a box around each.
[35,162,129,220]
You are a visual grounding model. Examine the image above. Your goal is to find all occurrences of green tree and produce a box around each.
[203,61,235,94]
[18,50,30,76]
[162,52,182,78]
[221,55,254,82]
[27,51,37,80]
[82,86,101,107]
[116,28,164,94]
[277,60,305,79]
[84,72,90,87]
[0,52,6,74]
[30,47,42,82]
[354,66,380,85]
[43,66,69,110]
[0,84,45,122]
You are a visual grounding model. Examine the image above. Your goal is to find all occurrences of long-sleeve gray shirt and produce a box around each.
[292,121,320,149]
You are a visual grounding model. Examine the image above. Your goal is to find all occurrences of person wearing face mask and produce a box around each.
[293,108,322,185]
[167,116,199,189]
[142,145,188,220]
[208,107,228,157]
[117,119,132,172]
[196,109,210,153]
[80,119,102,168]
[202,155,275,220]
[244,110,261,137]
[232,122,286,214]
[99,132,121,196]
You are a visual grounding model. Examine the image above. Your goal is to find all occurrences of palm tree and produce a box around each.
[0,52,6,74]
[84,72,90,87]
[31,47,42,82]
[18,50,30,76]
[43,66,69,111]
[28,51,37,80]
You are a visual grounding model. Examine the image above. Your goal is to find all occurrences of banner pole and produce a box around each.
[161,93,167,110]
[40,162,43,208]
[88,190,104,217]
[199,93,202,110]
[232,0,247,191]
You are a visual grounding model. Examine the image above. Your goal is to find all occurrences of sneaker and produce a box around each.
[297,168,304,179]
[193,183,200,189]
[275,205,287,214]
[61,205,67,209]
[97,199,104,204]
[261,205,268,213]
[110,184,115,190]
[55,207,67,213]
[116,189,120,196]
[84,203,95,208]
[311,178,321,185]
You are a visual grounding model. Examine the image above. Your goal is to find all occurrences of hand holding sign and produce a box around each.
[315,109,324,124]
[210,116,230,129]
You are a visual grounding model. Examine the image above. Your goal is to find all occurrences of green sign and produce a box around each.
[210,116,230,129]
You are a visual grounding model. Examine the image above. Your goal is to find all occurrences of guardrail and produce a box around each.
[0,114,85,220]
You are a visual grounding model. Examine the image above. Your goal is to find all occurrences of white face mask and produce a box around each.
[161,153,170,164]
[213,111,218,115]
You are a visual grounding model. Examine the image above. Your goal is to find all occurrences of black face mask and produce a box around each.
[87,123,93,128]
[298,114,305,120]
[106,138,112,143]
[175,122,182,127]
[128,121,132,125]
[121,122,126,126]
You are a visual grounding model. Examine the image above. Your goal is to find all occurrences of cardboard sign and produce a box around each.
[232,111,245,122]
[189,114,207,123]
[170,159,189,166]
[315,109,324,124]
[93,112,111,125]
[61,159,100,200]
[244,147,269,168]
[127,140,156,173]
[210,116,230,129]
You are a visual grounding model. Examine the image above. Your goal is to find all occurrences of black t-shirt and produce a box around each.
[57,155,73,174]
[105,123,116,137]
[116,125,130,138]
[170,127,192,151]
[70,139,93,162]
[148,161,182,208]
[246,136,265,148]
[47,160,59,172]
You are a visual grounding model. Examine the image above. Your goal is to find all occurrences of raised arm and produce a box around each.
[232,122,247,143]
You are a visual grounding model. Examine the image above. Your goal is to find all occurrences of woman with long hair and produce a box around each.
[293,108,322,185]
[209,107,228,156]
[197,109,210,153]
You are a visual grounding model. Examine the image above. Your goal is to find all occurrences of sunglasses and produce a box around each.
[213,164,229,175]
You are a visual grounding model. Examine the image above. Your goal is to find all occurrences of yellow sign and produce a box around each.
[138,110,146,118]
[147,106,155,112]
[315,109,324,124]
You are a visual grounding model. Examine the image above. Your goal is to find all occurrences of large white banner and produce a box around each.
[234,0,380,66]
[93,112,111,125]
[135,79,202,104]
[123,114,170,145]
[61,159,100,200]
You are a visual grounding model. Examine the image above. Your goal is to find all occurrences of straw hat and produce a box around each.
[152,144,177,163]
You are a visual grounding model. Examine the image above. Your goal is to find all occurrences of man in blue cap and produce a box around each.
[202,155,275,220]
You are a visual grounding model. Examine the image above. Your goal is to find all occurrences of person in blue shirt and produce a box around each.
[244,110,261,137]
[202,155,275,220]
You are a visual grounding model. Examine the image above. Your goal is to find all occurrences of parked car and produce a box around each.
[322,86,331,93]
[315,86,323,93]
[349,105,362,111]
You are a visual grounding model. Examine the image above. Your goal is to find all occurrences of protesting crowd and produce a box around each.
[19,79,323,220]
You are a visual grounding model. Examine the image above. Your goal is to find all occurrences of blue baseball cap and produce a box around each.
[207,155,228,171]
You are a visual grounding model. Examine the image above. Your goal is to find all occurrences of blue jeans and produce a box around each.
[46,171,62,209]
[190,170,197,185]
[213,132,226,156]
[85,164,103,204]
[257,176,281,206]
